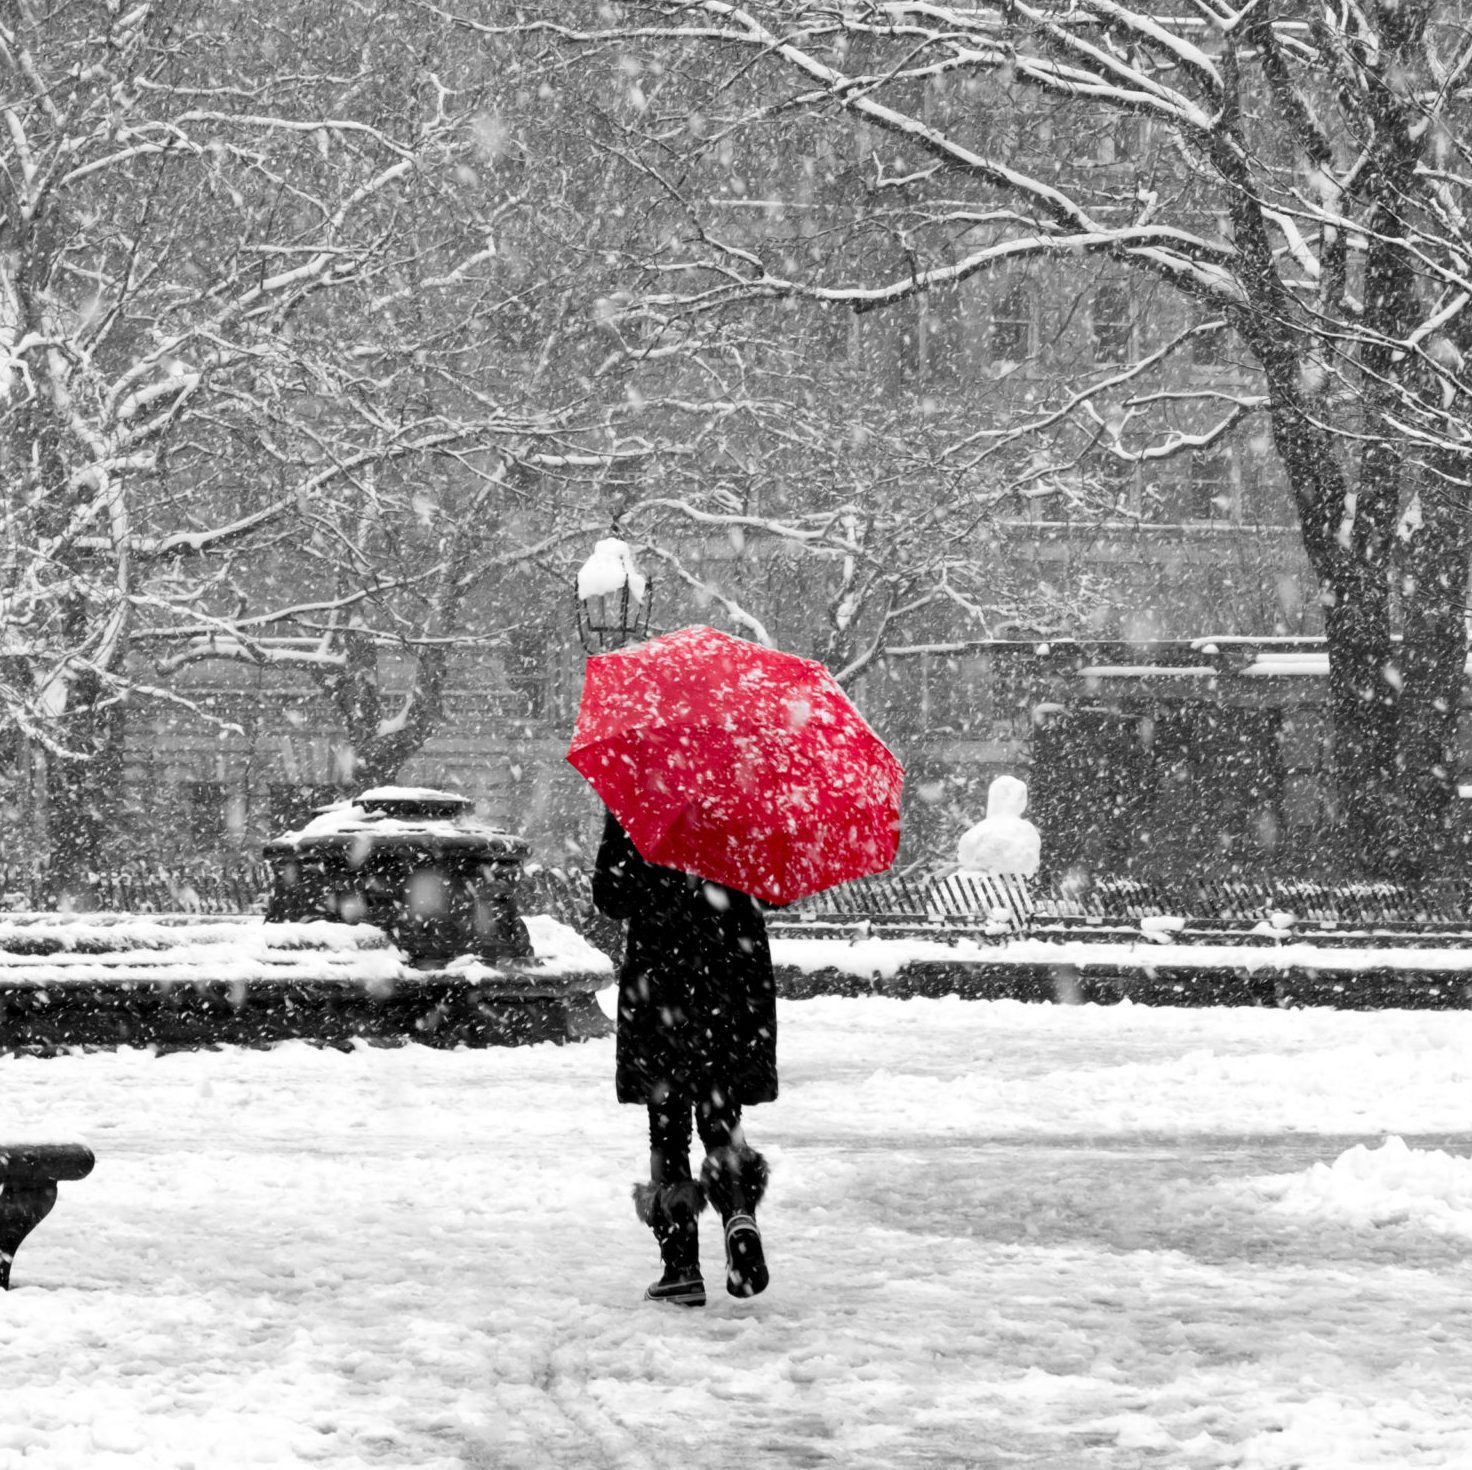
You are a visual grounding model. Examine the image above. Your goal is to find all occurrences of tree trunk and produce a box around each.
[42,674,126,909]
[1242,316,1400,872]
[320,627,452,794]
[1394,464,1472,876]
[1321,569,1398,871]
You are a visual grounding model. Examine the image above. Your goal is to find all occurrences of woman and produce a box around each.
[592,810,776,1306]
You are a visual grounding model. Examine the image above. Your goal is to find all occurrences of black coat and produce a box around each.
[592,812,778,1108]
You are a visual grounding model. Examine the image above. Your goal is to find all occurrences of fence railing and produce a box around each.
[781,872,1472,932]
[0,859,624,944]
[506,865,1472,937]
[7,859,1472,938]
[0,861,273,916]
[0,858,622,939]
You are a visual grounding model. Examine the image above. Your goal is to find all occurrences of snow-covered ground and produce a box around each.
[4,990,1471,1469]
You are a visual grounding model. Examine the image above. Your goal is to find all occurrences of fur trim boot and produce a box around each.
[632,1179,707,1307]
[701,1147,770,1299]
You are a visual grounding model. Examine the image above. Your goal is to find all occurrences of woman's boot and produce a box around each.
[631,1179,707,1306]
[701,1146,770,1298]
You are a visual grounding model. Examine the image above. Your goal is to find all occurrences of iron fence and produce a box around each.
[4,858,1471,936]
[782,871,1472,930]
[0,861,273,916]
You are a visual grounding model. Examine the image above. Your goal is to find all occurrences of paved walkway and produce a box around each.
[3,997,1470,1468]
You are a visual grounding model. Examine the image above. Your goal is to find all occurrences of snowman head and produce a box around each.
[987,774,1028,819]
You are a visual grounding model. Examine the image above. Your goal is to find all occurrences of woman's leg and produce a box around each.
[634,1093,707,1306]
[694,1088,743,1157]
[696,1086,770,1298]
[649,1095,694,1183]
[696,1085,760,1208]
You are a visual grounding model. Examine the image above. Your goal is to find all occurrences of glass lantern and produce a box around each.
[575,537,653,652]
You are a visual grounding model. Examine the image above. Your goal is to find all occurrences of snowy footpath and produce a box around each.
[3,990,1471,1469]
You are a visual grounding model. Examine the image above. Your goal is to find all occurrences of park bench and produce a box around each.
[0,1142,95,1289]
[783,871,1472,941]
[767,871,1472,1008]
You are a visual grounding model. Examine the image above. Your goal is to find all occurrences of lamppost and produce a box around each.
[575,535,652,653]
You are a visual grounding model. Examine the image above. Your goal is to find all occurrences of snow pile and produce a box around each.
[282,787,511,843]
[0,916,388,952]
[447,914,613,979]
[783,1000,1472,1137]
[1243,1135,1472,1238]
[0,913,605,986]
[1139,913,1186,941]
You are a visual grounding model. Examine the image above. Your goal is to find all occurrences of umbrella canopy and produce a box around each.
[566,625,903,906]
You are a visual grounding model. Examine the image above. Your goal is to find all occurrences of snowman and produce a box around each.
[956,774,1041,877]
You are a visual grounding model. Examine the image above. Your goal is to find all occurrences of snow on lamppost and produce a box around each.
[576,536,652,653]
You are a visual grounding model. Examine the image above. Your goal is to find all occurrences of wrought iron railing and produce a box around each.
[780,871,1472,932]
[0,861,272,915]
[4,859,1471,938]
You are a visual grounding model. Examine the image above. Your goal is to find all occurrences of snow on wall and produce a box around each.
[0,914,611,987]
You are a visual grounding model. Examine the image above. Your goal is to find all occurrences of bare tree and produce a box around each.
[426,8,1122,690]
[482,0,1472,876]
[0,0,641,894]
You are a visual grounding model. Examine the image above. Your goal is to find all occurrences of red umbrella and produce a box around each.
[566,625,903,906]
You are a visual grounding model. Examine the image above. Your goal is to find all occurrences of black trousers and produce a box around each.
[648,1090,743,1186]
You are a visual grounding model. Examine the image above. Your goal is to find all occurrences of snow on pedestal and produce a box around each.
[956,773,1041,877]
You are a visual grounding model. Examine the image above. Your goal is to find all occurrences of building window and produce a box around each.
[1140,478,1169,523]
[1092,283,1133,363]
[1098,115,1139,164]
[1030,486,1065,522]
[922,285,965,384]
[897,299,922,381]
[506,625,549,718]
[1080,111,1138,165]
[1091,454,1136,516]
[812,304,851,362]
[898,286,966,386]
[185,780,228,851]
[1192,321,1227,364]
[1185,447,1234,521]
[1242,456,1295,526]
[991,281,1032,361]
